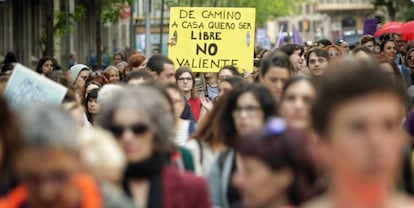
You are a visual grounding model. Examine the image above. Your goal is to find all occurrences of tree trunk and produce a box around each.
[159,0,164,53]
[45,0,54,56]
[96,0,102,70]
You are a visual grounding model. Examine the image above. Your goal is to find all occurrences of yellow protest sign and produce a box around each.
[168,7,256,73]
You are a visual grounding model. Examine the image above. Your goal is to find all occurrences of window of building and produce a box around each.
[299,21,303,32]
[279,22,288,33]
[305,4,310,14]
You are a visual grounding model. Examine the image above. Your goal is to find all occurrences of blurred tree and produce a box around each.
[371,0,411,21]
[93,0,131,70]
[38,1,86,57]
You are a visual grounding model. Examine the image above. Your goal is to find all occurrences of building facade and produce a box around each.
[270,0,375,45]
[0,0,130,70]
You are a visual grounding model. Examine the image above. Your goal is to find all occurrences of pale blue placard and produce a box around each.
[4,63,68,108]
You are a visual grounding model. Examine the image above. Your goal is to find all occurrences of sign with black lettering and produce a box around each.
[168,7,256,72]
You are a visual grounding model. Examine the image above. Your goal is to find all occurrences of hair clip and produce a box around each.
[265,117,287,136]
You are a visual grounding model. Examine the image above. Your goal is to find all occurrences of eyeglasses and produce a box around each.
[219,75,232,81]
[308,58,327,66]
[233,105,261,117]
[178,77,192,82]
[109,123,149,138]
[328,51,341,57]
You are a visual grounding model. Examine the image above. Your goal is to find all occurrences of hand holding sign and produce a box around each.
[4,63,68,109]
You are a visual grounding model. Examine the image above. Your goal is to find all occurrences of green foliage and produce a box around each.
[102,0,132,23]
[404,5,414,21]
[371,0,414,21]
[54,5,86,37]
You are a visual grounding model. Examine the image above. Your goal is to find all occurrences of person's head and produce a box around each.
[127,54,147,73]
[378,58,406,90]
[405,48,414,69]
[0,96,22,175]
[61,101,86,128]
[104,66,120,84]
[69,64,91,89]
[112,52,124,66]
[259,50,293,100]
[84,89,100,125]
[352,46,374,61]
[122,70,154,86]
[165,83,186,121]
[218,77,244,100]
[84,80,102,98]
[219,84,277,147]
[96,84,123,108]
[15,106,80,207]
[175,66,196,99]
[78,128,125,185]
[306,48,330,77]
[116,61,128,74]
[233,117,318,207]
[311,58,405,184]
[280,44,305,72]
[324,45,344,60]
[147,55,176,84]
[391,32,403,49]
[98,86,174,163]
[280,75,317,131]
[380,39,397,61]
[36,56,54,74]
[360,35,376,52]
[374,43,381,55]
[317,39,332,48]
[218,65,242,83]
[336,39,350,54]
[152,48,160,55]
[3,51,17,64]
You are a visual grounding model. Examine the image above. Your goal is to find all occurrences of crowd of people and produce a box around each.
[0,31,414,208]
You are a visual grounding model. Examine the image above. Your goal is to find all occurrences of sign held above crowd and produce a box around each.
[168,7,256,73]
[3,64,67,109]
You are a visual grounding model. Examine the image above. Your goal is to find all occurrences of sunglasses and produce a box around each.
[109,123,149,138]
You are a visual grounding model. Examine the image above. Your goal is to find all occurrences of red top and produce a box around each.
[162,167,211,208]
[0,174,103,208]
[188,98,202,121]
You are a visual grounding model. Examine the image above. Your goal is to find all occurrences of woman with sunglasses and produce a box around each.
[98,86,211,208]
[208,83,277,208]
[233,117,319,208]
